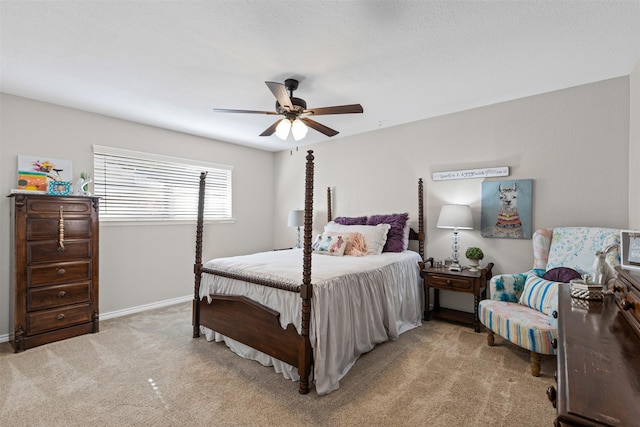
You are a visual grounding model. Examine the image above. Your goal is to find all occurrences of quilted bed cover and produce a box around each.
[200,248,424,395]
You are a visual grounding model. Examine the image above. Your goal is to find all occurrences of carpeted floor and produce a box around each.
[0,302,557,426]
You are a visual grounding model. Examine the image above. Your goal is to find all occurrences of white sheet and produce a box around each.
[199,248,423,395]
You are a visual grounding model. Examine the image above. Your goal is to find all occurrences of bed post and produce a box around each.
[418,178,425,260]
[193,171,207,338]
[298,150,314,394]
[327,186,332,222]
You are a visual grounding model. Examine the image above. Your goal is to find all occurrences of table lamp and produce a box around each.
[437,204,473,271]
[287,209,305,248]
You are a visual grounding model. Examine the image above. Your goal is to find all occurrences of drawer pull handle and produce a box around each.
[551,338,557,349]
[446,280,453,286]
[58,291,66,298]
[57,314,65,320]
[552,310,558,319]
[58,206,65,251]
[57,268,66,276]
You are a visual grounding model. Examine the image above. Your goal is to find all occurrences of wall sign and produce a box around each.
[432,166,509,181]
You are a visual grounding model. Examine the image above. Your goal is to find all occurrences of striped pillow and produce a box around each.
[519,274,559,315]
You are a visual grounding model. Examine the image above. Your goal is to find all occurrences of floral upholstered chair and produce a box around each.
[478,227,620,376]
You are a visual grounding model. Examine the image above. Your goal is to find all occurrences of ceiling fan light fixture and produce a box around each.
[275,118,291,140]
[291,118,308,141]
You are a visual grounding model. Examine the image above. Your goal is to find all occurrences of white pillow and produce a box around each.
[324,221,391,255]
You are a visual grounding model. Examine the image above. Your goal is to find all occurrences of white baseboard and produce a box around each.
[0,295,193,344]
[100,295,192,320]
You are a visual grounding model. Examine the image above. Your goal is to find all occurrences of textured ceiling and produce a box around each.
[2,1,640,152]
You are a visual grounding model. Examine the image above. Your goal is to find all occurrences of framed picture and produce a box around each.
[481,179,533,239]
[17,155,73,190]
[620,230,640,271]
[48,181,71,196]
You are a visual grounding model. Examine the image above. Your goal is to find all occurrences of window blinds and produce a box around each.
[93,145,233,221]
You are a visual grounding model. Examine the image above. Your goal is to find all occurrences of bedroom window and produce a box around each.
[93,145,233,222]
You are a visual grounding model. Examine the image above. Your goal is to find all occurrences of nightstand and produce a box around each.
[421,261,493,332]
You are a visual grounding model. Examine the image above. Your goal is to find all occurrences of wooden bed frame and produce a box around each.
[192,150,425,394]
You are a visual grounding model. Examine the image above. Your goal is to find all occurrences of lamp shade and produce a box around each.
[287,209,304,227]
[291,118,308,141]
[275,119,292,140]
[437,204,473,229]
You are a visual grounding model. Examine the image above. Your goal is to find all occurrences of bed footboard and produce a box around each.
[198,295,312,390]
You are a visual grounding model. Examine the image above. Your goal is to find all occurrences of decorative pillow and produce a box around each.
[333,216,367,225]
[402,222,411,251]
[366,213,410,253]
[324,221,391,255]
[312,233,348,256]
[519,274,560,315]
[543,267,581,283]
[324,231,367,256]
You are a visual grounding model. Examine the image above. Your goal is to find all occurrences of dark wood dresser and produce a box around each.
[10,194,100,352]
[548,268,640,426]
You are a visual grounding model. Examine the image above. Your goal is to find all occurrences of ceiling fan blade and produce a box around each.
[304,104,363,116]
[265,81,293,111]
[213,108,278,115]
[300,118,339,137]
[259,120,281,137]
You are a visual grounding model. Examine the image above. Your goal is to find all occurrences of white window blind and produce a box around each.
[93,145,233,222]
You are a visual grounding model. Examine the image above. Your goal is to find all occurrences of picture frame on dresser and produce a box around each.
[620,229,640,271]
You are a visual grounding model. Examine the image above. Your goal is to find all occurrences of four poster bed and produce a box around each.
[192,150,426,395]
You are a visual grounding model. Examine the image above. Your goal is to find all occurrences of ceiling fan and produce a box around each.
[213,78,364,141]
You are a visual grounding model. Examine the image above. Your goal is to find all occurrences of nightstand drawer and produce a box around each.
[28,282,91,310]
[428,274,473,291]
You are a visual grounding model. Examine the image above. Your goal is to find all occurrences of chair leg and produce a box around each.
[530,352,541,377]
[487,330,495,346]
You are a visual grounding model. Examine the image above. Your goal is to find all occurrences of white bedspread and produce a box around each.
[200,248,423,395]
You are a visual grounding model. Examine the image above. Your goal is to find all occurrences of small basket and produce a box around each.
[569,279,603,300]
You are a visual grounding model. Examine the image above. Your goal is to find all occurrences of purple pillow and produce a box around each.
[367,213,409,252]
[543,267,581,283]
[334,216,367,225]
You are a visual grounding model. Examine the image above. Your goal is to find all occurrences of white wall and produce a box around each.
[275,77,631,312]
[0,94,275,338]
[630,59,640,229]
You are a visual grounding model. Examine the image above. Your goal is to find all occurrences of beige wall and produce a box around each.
[630,59,640,229]
[275,77,631,312]
[0,75,635,337]
[0,94,275,339]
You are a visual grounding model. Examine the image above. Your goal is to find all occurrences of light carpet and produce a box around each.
[0,302,557,426]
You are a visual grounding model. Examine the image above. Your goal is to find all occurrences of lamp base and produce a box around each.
[448,262,463,272]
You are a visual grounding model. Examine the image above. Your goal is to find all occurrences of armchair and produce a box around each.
[478,227,620,376]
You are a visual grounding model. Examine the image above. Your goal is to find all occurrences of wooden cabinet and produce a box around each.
[10,194,99,352]
[421,262,493,332]
[548,275,640,426]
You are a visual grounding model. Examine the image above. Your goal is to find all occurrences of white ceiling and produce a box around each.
[2,1,640,152]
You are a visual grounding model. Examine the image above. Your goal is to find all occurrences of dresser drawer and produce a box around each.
[27,304,93,335]
[27,197,93,215]
[28,282,91,310]
[428,274,474,291]
[27,240,92,263]
[27,218,93,240]
[28,261,91,287]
